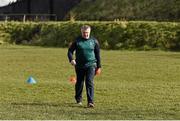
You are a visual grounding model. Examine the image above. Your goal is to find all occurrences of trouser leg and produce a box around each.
[75,67,85,102]
[85,66,96,104]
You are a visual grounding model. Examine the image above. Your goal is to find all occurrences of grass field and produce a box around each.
[0,45,180,120]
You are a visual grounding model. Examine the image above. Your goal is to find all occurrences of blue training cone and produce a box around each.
[27,76,37,84]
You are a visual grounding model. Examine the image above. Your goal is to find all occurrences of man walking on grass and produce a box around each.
[67,25,101,108]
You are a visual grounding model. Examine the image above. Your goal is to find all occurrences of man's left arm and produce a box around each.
[94,39,101,75]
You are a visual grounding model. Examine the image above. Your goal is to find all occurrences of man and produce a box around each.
[67,25,101,108]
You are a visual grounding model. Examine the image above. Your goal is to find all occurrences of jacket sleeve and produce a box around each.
[94,39,101,68]
[67,41,76,63]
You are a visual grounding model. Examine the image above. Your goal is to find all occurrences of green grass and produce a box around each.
[0,45,180,120]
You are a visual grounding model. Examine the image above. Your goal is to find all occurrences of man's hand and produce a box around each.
[70,60,76,66]
[95,68,101,75]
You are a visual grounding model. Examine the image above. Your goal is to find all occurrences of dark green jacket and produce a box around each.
[68,36,101,69]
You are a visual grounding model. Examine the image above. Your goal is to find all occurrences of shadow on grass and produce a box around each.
[11,102,88,108]
[11,102,62,107]
[152,53,180,59]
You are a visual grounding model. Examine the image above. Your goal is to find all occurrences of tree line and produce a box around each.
[68,0,180,21]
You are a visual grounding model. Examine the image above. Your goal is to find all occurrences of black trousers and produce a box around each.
[75,66,96,104]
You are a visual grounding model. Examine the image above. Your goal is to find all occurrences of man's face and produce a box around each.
[81,28,91,39]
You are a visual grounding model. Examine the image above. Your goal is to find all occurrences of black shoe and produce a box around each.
[87,103,94,108]
[76,100,82,106]
[77,102,82,106]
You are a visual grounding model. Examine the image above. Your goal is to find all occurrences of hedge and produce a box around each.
[0,21,180,51]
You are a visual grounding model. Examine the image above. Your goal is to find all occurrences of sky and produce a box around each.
[0,0,16,7]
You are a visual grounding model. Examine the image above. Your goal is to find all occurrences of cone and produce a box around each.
[27,76,37,84]
[69,75,76,84]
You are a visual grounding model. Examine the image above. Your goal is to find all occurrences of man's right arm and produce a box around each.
[67,41,76,65]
